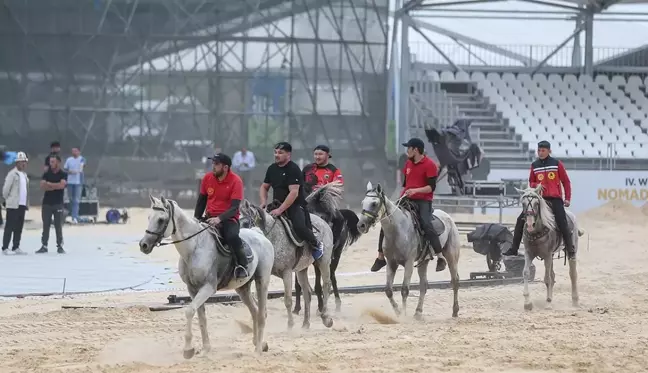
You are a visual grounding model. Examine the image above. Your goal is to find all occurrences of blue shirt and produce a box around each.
[64,156,85,185]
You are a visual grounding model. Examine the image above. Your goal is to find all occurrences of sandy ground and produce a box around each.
[1,201,648,372]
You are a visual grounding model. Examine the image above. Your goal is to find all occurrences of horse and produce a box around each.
[357,182,461,319]
[138,195,274,356]
[514,185,584,311]
[293,182,363,314]
[239,198,335,329]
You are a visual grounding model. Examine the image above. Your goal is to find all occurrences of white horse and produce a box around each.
[139,195,275,356]
[357,182,462,319]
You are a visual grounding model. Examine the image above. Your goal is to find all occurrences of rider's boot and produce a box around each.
[371,229,386,272]
[233,246,249,279]
[428,233,446,272]
[561,228,576,260]
[503,217,524,256]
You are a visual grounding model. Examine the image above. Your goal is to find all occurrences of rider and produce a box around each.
[370,138,447,272]
[194,153,249,279]
[503,140,575,259]
[302,144,345,240]
[260,142,325,260]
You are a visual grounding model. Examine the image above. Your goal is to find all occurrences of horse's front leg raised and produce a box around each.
[568,256,579,307]
[283,271,295,329]
[523,251,533,311]
[544,254,555,309]
[385,260,400,315]
[414,260,429,320]
[295,269,312,329]
[183,283,215,359]
[400,260,414,317]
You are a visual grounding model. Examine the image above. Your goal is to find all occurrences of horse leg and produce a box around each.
[196,305,211,354]
[282,271,295,329]
[401,260,414,317]
[292,273,302,315]
[330,252,342,312]
[254,274,270,353]
[414,260,429,321]
[385,260,400,315]
[314,264,323,315]
[523,251,533,311]
[568,256,579,307]
[183,283,215,359]
[296,269,312,329]
[235,281,260,352]
[447,252,460,318]
[316,257,334,328]
[544,254,554,309]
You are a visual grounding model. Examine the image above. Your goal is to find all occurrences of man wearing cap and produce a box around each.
[302,145,344,195]
[1,152,30,255]
[503,140,575,259]
[370,138,447,272]
[194,153,249,278]
[260,142,325,260]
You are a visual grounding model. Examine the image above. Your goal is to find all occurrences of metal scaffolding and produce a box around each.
[0,0,390,206]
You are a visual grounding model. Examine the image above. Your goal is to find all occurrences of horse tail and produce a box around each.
[305,181,343,218]
[339,209,362,246]
[444,214,462,264]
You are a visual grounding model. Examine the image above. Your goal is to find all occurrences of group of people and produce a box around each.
[1,141,87,255]
[194,137,574,279]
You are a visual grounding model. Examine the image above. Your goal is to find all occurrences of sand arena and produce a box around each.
[0,201,647,373]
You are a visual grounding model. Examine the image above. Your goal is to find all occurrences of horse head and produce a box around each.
[357,181,386,234]
[515,185,555,233]
[139,194,177,254]
[239,199,267,231]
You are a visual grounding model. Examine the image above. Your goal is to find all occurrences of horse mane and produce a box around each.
[522,187,556,231]
[305,181,343,220]
[244,200,268,231]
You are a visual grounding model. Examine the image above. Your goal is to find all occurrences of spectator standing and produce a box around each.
[1,152,29,255]
[36,156,67,254]
[232,147,256,193]
[64,147,86,224]
[44,141,61,171]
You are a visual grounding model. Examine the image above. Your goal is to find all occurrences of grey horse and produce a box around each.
[239,199,335,329]
[139,195,274,356]
[357,182,462,319]
[515,185,584,310]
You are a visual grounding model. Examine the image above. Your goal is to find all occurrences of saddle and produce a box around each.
[397,199,446,262]
[526,204,577,258]
[203,225,254,291]
[266,200,320,268]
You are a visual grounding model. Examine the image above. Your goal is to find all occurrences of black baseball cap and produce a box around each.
[275,142,292,152]
[314,144,332,158]
[402,137,425,152]
[537,140,551,149]
[208,153,232,167]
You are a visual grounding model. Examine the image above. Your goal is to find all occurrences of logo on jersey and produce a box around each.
[406,168,411,175]
[207,187,215,195]
[537,174,544,181]
[324,174,330,180]
[548,172,556,180]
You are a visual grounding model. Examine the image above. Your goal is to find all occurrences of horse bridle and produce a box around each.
[521,193,550,240]
[146,200,211,247]
[361,188,387,229]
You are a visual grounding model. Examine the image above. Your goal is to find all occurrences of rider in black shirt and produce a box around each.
[260,142,324,260]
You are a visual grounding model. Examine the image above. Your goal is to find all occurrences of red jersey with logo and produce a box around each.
[529,157,571,201]
[401,156,438,201]
[200,171,244,220]
[302,163,344,194]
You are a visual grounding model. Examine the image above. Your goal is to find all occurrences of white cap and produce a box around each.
[15,152,28,162]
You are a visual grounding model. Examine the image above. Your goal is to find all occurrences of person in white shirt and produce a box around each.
[1,152,30,255]
[232,147,256,192]
[64,147,86,224]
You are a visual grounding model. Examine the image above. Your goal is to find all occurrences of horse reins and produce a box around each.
[146,201,212,247]
[361,189,406,228]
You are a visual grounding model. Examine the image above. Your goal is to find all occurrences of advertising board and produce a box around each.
[488,169,648,214]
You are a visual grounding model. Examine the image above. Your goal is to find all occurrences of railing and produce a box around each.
[408,72,459,129]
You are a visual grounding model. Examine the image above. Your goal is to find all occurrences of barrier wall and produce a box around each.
[489,169,648,214]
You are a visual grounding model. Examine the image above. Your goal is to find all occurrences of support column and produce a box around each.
[571,10,582,67]
[398,13,411,149]
[584,6,594,76]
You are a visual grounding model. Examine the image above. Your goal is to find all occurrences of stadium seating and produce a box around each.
[425,71,648,159]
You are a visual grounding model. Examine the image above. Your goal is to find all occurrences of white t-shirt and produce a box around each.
[18,172,27,206]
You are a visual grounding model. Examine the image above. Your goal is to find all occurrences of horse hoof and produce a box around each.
[414,312,424,321]
[322,316,333,328]
[292,308,301,315]
[524,303,533,311]
[316,309,322,317]
[287,319,295,329]
[452,311,458,318]
[183,348,195,359]
[302,323,310,330]
[572,299,580,308]
[202,345,211,355]
[262,342,269,352]
[335,299,342,312]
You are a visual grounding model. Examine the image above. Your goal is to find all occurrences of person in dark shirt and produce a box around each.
[44,141,61,172]
[37,155,68,254]
[259,142,324,260]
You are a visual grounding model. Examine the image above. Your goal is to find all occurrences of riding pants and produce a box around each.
[219,219,248,267]
[413,199,443,253]
[512,197,573,251]
[286,204,319,248]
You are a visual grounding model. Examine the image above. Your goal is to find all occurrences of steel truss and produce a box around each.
[0,0,391,205]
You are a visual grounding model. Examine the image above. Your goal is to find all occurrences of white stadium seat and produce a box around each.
[469,71,648,160]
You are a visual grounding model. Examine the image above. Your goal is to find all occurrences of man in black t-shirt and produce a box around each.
[36,155,68,254]
[259,142,324,260]
[44,141,61,172]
